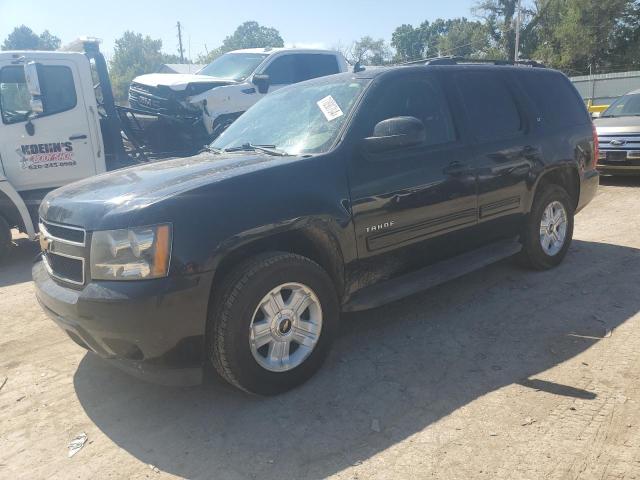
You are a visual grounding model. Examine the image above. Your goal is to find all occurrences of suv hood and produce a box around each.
[40,152,297,230]
[594,116,640,134]
[133,73,238,91]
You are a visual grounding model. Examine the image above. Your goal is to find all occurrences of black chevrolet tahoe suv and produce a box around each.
[34,60,599,395]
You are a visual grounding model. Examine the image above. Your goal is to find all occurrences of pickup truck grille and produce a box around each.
[597,133,640,166]
[39,220,87,286]
[129,83,172,114]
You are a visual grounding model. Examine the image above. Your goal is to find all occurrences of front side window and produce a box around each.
[456,71,522,141]
[0,65,76,125]
[264,55,297,84]
[602,93,640,118]
[198,53,269,81]
[367,75,456,147]
[211,76,369,155]
[0,67,31,124]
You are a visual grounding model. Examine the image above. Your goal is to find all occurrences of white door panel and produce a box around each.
[0,59,98,192]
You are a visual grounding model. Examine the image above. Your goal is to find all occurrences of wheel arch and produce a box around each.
[528,165,580,213]
[209,225,346,302]
[0,181,35,238]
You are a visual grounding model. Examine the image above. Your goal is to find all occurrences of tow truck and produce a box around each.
[0,39,192,260]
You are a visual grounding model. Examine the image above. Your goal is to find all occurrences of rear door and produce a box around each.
[348,71,477,259]
[450,69,536,232]
[0,59,98,192]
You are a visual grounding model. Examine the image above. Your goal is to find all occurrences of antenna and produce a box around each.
[177,21,185,63]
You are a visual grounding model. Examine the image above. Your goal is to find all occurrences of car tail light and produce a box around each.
[592,123,599,168]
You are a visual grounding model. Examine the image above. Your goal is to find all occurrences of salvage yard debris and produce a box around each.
[68,432,88,458]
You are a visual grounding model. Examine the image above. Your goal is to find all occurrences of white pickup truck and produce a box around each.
[129,48,349,145]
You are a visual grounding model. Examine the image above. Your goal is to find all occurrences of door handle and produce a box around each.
[69,134,87,141]
[443,161,469,176]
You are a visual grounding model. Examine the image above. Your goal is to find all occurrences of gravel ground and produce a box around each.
[1,177,640,480]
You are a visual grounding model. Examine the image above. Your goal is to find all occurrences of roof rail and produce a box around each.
[401,56,546,68]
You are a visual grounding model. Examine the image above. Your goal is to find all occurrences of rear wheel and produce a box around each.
[0,216,11,262]
[520,184,574,270]
[208,252,339,395]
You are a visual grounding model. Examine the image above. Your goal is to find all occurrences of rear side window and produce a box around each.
[296,54,340,81]
[518,72,588,128]
[455,71,522,141]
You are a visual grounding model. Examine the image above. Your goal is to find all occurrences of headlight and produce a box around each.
[90,224,172,280]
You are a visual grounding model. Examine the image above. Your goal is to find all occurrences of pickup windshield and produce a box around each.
[198,53,269,81]
[211,75,368,155]
[601,93,640,118]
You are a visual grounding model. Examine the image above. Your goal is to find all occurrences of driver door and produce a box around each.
[348,72,478,261]
[0,59,98,192]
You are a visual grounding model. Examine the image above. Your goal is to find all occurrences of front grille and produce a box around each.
[598,133,640,164]
[44,253,84,284]
[128,83,171,114]
[40,220,85,245]
[39,220,87,286]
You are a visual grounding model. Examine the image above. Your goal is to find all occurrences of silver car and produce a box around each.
[594,89,640,175]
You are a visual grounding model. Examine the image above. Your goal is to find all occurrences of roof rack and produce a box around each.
[401,56,546,68]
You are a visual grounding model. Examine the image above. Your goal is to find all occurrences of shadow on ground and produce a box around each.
[599,174,640,187]
[0,237,39,288]
[73,239,640,479]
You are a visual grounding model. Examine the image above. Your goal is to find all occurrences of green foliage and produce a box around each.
[391,18,491,62]
[109,31,180,103]
[345,36,392,65]
[198,21,284,64]
[1,25,61,51]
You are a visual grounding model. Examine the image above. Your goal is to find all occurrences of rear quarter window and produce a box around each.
[517,71,588,128]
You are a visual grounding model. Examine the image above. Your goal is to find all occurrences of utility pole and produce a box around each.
[514,0,522,62]
[177,21,185,63]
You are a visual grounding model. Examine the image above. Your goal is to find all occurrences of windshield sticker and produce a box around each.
[317,95,344,122]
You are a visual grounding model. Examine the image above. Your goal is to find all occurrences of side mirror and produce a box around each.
[362,116,426,153]
[24,61,44,116]
[252,74,270,94]
[29,97,44,115]
[24,61,42,96]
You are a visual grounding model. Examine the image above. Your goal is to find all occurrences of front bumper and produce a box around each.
[597,163,640,176]
[33,261,213,386]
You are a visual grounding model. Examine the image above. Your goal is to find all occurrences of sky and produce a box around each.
[0,0,475,60]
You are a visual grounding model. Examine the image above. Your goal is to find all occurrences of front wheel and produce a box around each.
[208,252,339,395]
[520,184,574,270]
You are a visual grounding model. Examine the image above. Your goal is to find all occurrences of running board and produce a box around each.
[342,237,522,312]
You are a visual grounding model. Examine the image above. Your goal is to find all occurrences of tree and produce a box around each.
[345,36,392,65]
[1,25,61,51]
[198,21,284,63]
[391,18,491,62]
[532,0,639,74]
[109,31,180,103]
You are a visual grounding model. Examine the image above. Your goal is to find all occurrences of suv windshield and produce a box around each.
[601,93,640,118]
[211,76,369,155]
[198,53,269,81]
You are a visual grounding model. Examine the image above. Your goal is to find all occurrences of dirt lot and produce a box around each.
[1,178,640,480]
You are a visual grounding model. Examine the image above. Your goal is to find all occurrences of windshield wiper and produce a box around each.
[201,145,223,154]
[224,143,289,156]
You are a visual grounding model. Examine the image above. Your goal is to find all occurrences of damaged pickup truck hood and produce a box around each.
[133,73,238,91]
[40,152,298,230]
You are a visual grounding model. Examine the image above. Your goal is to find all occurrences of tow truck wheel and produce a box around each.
[208,252,339,395]
[0,216,12,262]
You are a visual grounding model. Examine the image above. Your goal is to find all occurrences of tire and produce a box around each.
[519,183,574,270]
[0,216,11,262]
[208,252,339,395]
